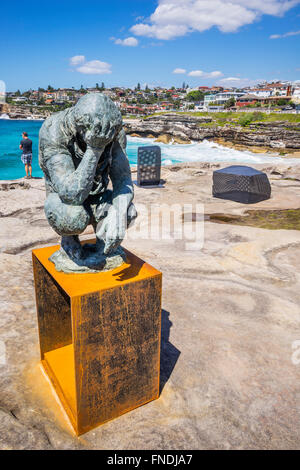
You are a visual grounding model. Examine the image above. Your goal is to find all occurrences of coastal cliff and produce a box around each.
[124,113,300,153]
[0,103,49,120]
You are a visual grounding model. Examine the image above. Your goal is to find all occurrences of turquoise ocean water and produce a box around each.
[0,119,156,180]
[0,119,296,180]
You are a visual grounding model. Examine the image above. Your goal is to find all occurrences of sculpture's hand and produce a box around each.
[84,131,110,150]
[84,117,118,150]
[96,206,127,255]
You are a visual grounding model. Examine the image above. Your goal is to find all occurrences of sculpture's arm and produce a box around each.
[45,147,104,205]
[110,131,134,210]
[96,130,134,254]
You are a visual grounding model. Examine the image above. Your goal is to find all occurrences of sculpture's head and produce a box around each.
[70,93,123,149]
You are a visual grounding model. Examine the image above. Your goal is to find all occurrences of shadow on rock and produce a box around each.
[160,309,180,394]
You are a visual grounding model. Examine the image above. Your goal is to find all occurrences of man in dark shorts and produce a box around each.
[19,132,33,178]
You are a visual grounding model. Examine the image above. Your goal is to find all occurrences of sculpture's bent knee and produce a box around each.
[44,193,90,236]
[127,202,138,227]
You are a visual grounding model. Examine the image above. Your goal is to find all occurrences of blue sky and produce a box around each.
[1,0,300,91]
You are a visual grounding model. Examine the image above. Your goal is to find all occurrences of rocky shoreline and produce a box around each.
[124,113,300,155]
[0,103,49,120]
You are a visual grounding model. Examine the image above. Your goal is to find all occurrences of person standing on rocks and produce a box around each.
[19,131,33,178]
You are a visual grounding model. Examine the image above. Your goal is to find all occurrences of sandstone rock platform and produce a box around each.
[0,161,300,449]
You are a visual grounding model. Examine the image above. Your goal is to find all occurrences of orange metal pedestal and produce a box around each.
[32,243,162,436]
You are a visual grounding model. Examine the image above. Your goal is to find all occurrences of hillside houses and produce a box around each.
[3,80,300,118]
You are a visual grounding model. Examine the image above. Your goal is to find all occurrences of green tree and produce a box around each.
[239,114,253,127]
[186,90,204,102]
[47,85,54,91]
[238,113,265,127]
[252,111,264,121]
[276,98,292,107]
[224,97,236,109]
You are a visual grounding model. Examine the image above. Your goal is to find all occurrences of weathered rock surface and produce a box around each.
[124,114,300,150]
[155,133,173,144]
[1,162,300,449]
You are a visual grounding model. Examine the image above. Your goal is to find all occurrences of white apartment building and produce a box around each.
[292,87,300,103]
[250,89,272,98]
[204,91,245,106]
[12,96,28,102]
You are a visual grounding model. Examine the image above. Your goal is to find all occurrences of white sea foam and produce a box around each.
[162,159,173,166]
[127,136,298,166]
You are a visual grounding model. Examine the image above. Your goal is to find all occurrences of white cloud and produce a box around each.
[173,68,187,74]
[217,76,266,86]
[114,37,139,46]
[69,56,112,74]
[219,77,242,82]
[69,55,85,66]
[188,70,223,78]
[209,71,224,77]
[188,70,204,76]
[76,60,112,75]
[131,0,300,40]
[270,29,300,38]
[69,55,112,74]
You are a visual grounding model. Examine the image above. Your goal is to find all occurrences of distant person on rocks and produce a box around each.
[20,131,33,178]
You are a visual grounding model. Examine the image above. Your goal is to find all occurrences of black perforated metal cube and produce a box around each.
[212,165,271,204]
[137,146,161,186]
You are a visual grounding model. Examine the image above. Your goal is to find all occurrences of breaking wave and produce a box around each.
[127,136,297,166]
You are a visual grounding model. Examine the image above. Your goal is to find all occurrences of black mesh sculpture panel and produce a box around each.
[137,146,161,186]
[213,165,271,204]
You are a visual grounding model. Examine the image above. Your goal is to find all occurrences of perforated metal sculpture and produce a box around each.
[213,165,271,204]
[137,145,161,186]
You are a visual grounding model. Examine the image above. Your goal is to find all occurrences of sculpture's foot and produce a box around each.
[49,237,126,274]
[61,235,83,260]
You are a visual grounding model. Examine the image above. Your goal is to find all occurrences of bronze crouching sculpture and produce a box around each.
[39,93,137,273]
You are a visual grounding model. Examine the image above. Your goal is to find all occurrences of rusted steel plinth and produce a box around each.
[32,243,162,436]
